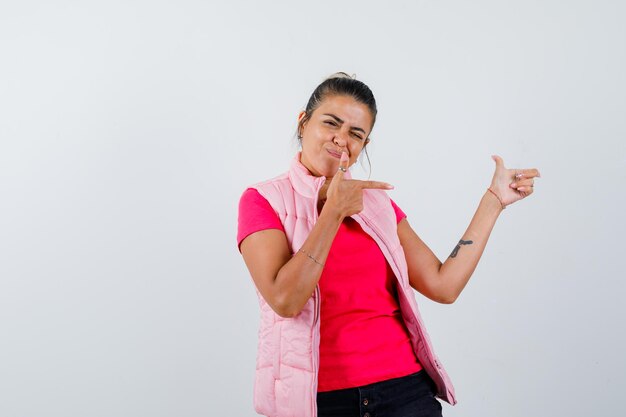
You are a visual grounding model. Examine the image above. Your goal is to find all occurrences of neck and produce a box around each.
[316,178,333,213]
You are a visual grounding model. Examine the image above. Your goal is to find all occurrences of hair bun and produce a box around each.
[326,71,357,80]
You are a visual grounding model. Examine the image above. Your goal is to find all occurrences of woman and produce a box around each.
[237,73,540,417]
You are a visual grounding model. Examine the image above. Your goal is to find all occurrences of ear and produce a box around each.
[364,138,371,146]
[297,111,308,138]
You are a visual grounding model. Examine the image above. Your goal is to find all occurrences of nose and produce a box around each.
[332,132,347,148]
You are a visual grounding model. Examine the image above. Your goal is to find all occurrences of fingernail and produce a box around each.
[537,171,542,177]
[340,152,348,162]
[510,182,517,187]
[386,183,394,189]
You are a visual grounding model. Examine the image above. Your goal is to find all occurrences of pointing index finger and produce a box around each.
[515,168,542,179]
[358,180,395,190]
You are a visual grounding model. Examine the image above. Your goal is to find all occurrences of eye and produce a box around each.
[352,132,363,140]
[324,120,337,126]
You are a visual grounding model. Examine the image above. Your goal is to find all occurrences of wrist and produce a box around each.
[485,188,506,212]
[319,203,345,224]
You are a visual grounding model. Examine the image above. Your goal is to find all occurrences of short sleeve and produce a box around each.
[390,199,407,224]
[237,188,285,250]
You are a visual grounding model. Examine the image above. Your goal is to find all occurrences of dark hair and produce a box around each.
[297,72,377,139]
[297,72,377,173]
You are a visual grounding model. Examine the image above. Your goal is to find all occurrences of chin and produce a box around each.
[301,155,339,177]
[319,162,340,178]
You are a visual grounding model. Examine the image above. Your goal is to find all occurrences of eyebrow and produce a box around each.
[322,113,367,135]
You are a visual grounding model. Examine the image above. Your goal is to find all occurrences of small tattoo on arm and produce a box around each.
[449,239,473,258]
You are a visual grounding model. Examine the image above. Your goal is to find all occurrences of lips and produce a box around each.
[326,148,344,159]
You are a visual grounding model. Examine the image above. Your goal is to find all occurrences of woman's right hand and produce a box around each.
[323,152,394,219]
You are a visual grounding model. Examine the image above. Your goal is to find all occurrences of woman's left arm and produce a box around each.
[397,155,541,304]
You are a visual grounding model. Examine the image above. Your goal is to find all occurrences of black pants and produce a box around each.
[317,370,443,417]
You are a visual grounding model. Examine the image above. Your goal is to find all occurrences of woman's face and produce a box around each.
[298,95,373,178]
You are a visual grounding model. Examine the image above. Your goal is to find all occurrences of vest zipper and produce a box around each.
[311,175,325,326]
[311,177,324,417]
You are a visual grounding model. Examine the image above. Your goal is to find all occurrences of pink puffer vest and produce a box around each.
[249,153,456,417]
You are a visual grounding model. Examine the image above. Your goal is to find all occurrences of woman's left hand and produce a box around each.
[489,155,541,208]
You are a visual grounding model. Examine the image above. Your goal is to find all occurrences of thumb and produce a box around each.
[491,154,506,170]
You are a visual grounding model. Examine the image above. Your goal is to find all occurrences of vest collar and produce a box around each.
[288,152,352,198]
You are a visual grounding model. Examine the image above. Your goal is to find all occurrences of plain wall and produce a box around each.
[1,1,624,416]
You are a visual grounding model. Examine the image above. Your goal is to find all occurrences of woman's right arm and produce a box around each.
[240,152,393,318]
[240,207,343,318]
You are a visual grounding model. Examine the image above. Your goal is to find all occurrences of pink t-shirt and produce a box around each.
[237,188,422,392]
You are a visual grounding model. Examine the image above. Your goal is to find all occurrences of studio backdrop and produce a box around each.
[0,1,624,416]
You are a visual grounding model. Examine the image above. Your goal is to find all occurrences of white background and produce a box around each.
[1,1,624,416]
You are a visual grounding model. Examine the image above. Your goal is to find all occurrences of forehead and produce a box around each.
[314,95,373,129]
